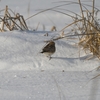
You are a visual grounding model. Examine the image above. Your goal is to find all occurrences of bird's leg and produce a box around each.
[47,54,52,60]
[49,56,52,60]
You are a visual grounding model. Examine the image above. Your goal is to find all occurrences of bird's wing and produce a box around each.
[42,43,52,52]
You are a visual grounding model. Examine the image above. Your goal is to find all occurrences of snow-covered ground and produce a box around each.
[0,0,100,100]
[0,30,99,100]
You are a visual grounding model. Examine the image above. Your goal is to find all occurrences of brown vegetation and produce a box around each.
[0,6,28,32]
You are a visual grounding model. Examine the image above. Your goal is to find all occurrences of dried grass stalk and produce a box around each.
[57,0,100,60]
[0,6,28,32]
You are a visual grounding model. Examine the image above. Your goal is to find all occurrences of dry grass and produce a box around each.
[76,0,100,60]
[0,6,28,32]
[50,0,100,60]
[51,26,57,31]
[42,0,100,60]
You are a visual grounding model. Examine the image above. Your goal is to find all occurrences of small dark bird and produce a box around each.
[40,41,56,60]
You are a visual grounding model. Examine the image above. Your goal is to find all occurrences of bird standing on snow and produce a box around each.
[40,41,56,60]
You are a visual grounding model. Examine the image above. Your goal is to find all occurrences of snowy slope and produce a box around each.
[0,30,99,100]
[0,31,99,71]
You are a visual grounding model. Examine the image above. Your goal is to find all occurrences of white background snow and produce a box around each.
[0,0,100,100]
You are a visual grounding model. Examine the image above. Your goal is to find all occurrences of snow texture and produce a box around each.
[0,0,100,100]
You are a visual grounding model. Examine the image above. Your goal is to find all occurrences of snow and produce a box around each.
[0,30,99,100]
[0,0,100,100]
